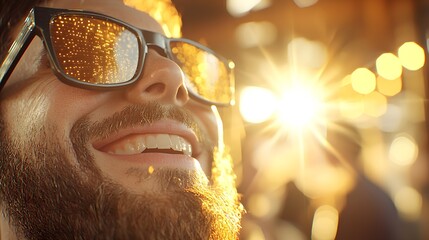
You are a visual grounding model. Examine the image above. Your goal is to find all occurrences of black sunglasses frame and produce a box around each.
[0,7,235,106]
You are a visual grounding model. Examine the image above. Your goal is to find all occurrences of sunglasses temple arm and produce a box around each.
[0,17,36,92]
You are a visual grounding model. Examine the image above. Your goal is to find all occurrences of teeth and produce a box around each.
[106,134,192,157]
[156,134,171,149]
[146,135,157,149]
[135,136,146,152]
[170,135,182,152]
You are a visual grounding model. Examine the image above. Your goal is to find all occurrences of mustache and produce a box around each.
[72,101,207,147]
[88,102,203,140]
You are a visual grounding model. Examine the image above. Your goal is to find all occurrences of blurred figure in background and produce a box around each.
[280,121,401,240]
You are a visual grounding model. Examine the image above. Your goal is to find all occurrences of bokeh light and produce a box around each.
[393,186,422,221]
[274,221,307,240]
[239,86,277,123]
[235,21,277,48]
[294,164,354,199]
[293,0,319,8]
[242,220,266,240]
[376,75,402,96]
[227,0,262,17]
[376,53,402,80]
[247,193,273,218]
[287,37,328,69]
[311,205,339,240]
[389,134,418,166]
[351,68,376,95]
[212,0,429,237]
[398,42,425,71]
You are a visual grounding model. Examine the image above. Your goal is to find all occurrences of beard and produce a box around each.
[0,103,242,240]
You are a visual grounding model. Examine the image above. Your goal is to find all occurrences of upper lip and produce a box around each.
[91,119,202,158]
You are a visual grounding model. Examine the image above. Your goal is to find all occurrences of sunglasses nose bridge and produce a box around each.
[125,49,189,106]
[142,31,168,56]
[146,43,168,57]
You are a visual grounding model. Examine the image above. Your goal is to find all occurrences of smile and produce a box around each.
[101,133,192,157]
[91,119,202,161]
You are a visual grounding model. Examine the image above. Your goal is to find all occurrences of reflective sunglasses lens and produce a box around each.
[50,15,139,84]
[169,41,233,105]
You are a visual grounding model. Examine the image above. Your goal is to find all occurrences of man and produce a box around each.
[326,122,401,240]
[279,122,400,240]
[0,0,243,239]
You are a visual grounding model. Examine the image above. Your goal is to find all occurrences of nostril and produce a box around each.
[142,82,189,105]
[145,83,165,95]
[176,85,189,104]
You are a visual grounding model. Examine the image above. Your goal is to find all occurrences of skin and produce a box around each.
[0,0,227,238]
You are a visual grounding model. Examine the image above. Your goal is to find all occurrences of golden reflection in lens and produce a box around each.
[51,15,138,84]
[171,42,232,104]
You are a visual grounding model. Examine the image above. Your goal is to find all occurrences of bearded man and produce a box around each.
[0,0,243,239]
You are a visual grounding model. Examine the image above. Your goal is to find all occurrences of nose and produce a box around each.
[124,49,189,106]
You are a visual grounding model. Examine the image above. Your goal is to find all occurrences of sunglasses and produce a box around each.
[0,7,235,106]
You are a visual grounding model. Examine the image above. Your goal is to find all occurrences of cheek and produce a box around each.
[1,81,54,143]
[1,74,106,144]
[45,86,103,125]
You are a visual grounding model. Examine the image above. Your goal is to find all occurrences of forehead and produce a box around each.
[41,0,164,34]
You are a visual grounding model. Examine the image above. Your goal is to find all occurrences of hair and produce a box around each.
[0,0,46,61]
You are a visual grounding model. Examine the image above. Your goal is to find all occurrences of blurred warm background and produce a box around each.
[172,0,429,239]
